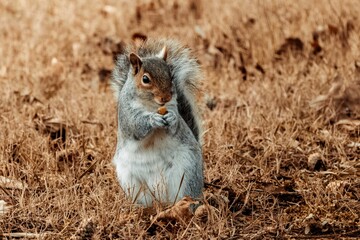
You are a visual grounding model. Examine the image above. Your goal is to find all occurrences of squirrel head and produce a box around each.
[129,46,173,106]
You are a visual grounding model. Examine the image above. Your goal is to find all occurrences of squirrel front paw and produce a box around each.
[163,110,177,127]
[163,110,178,134]
[150,113,168,128]
[150,111,178,133]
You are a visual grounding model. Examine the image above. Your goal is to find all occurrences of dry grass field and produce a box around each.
[1,0,360,239]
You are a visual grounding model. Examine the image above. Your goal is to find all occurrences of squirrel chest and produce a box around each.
[120,129,178,168]
[114,129,192,205]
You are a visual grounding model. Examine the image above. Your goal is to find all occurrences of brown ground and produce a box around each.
[1,0,360,239]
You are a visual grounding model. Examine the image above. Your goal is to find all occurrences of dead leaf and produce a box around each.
[0,66,7,77]
[81,120,104,131]
[1,232,46,238]
[310,78,360,123]
[72,43,81,58]
[311,39,322,55]
[100,5,116,16]
[239,65,247,81]
[39,60,65,99]
[304,219,332,235]
[152,196,199,224]
[355,60,360,76]
[265,182,303,205]
[98,68,112,84]
[328,24,339,35]
[194,203,216,223]
[0,200,10,215]
[325,180,350,197]
[98,37,126,63]
[308,153,326,171]
[132,32,147,42]
[56,148,78,163]
[255,63,265,74]
[0,176,27,189]
[347,142,360,148]
[70,218,96,240]
[205,95,217,111]
[194,25,206,39]
[275,37,304,56]
[335,119,360,131]
[207,45,222,55]
[135,6,142,23]
[245,17,256,28]
[34,114,71,142]
[14,88,43,105]
[98,37,117,55]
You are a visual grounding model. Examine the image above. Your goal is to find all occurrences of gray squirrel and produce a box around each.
[111,39,203,206]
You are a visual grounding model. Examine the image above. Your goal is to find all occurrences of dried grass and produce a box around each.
[0,0,359,239]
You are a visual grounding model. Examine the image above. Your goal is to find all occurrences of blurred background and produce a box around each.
[0,0,359,238]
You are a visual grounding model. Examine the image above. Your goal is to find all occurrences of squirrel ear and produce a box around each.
[156,46,167,61]
[129,53,142,75]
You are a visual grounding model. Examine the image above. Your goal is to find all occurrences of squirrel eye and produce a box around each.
[142,75,151,85]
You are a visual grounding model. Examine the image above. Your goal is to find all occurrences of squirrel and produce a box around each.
[111,39,203,206]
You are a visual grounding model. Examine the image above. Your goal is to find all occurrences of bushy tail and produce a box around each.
[112,38,203,142]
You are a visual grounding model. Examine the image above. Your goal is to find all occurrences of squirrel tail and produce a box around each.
[111,47,131,99]
[167,40,203,142]
[112,39,203,142]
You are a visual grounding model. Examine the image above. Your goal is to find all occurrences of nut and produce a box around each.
[157,106,168,115]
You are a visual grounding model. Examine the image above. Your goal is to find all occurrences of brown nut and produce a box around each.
[157,106,168,115]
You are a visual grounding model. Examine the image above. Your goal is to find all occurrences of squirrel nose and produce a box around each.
[161,95,172,103]
[156,94,172,105]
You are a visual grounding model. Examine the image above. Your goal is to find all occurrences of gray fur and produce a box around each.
[112,39,202,142]
[142,57,172,88]
[112,39,203,205]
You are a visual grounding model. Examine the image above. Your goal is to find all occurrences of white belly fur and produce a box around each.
[113,131,190,206]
